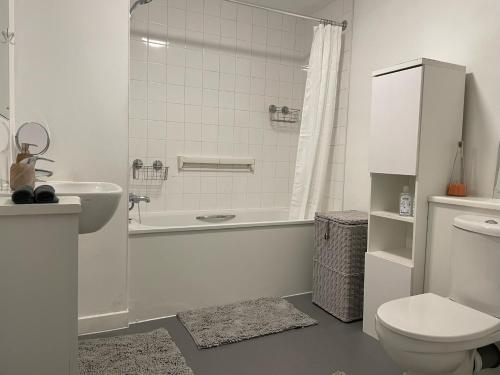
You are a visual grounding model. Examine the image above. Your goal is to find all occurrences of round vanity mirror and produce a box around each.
[15,122,50,155]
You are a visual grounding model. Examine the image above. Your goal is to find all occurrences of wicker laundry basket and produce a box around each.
[312,211,368,322]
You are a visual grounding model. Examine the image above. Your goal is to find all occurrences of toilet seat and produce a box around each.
[377,293,500,343]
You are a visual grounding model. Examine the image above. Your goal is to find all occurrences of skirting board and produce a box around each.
[78,292,313,334]
[130,291,314,325]
[78,310,129,336]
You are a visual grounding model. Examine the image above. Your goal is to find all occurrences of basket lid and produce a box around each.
[315,210,368,225]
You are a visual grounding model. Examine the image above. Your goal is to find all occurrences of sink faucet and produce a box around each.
[129,193,150,211]
[21,156,55,182]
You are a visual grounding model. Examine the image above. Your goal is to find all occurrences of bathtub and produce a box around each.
[128,208,315,322]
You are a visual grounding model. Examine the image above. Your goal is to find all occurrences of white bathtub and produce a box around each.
[128,208,315,322]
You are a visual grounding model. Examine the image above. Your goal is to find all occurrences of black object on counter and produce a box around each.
[12,185,35,204]
[34,185,59,204]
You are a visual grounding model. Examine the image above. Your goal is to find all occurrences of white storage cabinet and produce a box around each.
[363,58,466,338]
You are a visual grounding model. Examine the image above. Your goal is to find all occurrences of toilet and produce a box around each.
[375,215,500,375]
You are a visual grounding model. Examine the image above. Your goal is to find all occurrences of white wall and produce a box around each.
[13,0,129,332]
[129,0,314,212]
[345,0,500,211]
[0,0,8,121]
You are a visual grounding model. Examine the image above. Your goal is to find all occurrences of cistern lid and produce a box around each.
[453,215,500,237]
[377,293,500,343]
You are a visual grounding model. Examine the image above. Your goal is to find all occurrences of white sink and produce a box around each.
[46,181,123,234]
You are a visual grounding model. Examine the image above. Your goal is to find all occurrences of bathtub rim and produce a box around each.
[129,217,314,235]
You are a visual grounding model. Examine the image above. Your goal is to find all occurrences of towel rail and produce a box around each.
[178,156,255,172]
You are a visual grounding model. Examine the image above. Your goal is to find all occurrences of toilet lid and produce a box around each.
[377,293,500,343]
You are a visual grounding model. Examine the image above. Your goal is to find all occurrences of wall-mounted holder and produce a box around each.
[132,159,168,181]
[1,28,15,45]
[269,105,301,123]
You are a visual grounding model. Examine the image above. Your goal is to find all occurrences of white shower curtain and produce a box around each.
[289,24,342,220]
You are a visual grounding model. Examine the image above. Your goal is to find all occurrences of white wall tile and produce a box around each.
[236,22,252,41]
[187,12,204,32]
[167,65,186,85]
[186,49,203,69]
[185,86,202,105]
[219,73,235,91]
[204,15,221,35]
[236,5,252,24]
[221,2,237,20]
[167,103,185,122]
[252,8,268,27]
[187,0,203,12]
[204,0,221,17]
[169,0,187,10]
[203,51,220,71]
[203,71,220,89]
[131,60,148,81]
[168,8,186,29]
[203,89,219,107]
[185,68,202,87]
[185,105,202,123]
[221,19,237,38]
[219,91,235,108]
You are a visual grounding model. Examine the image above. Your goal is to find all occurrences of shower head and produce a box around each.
[130,0,153,17]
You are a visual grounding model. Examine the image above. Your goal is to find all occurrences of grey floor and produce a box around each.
[81,294,402,375]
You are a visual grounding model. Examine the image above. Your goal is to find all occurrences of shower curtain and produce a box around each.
[289,24,343,220]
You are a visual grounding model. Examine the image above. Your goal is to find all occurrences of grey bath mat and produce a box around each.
[177,297,318,349]
[78,328,193,375]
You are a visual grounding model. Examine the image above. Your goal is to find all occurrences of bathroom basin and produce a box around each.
[44,181,123,234]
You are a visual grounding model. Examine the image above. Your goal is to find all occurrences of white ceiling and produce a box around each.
[235,0,334,15]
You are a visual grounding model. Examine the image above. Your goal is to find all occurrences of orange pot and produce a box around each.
[447,183,467,197]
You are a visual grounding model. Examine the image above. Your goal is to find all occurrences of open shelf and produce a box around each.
[369,214,414,263]
[370,249,413,268]
[370,210,415,223]
[369,173,415,266]
[370,173,416,213]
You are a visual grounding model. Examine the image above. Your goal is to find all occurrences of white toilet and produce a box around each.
[375,215,500,375]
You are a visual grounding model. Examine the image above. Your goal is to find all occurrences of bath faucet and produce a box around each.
[129,193,150,211]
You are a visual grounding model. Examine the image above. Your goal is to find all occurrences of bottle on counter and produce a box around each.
[399,185,413,217]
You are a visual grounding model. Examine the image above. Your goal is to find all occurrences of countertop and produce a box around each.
[0,196,81,216]
[428,196,500,211]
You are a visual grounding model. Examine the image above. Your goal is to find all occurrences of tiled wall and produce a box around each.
[129,0,350,212]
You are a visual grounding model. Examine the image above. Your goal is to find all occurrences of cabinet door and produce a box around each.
[369,66,423,175]
[362,252,413,339]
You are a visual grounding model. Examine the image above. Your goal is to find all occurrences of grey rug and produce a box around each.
[78,328,193,375]
[177,297,318,349]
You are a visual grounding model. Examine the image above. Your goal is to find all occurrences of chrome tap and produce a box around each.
[129,193,150,211]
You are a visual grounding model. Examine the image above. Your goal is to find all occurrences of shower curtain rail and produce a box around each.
[224,0,348,31]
